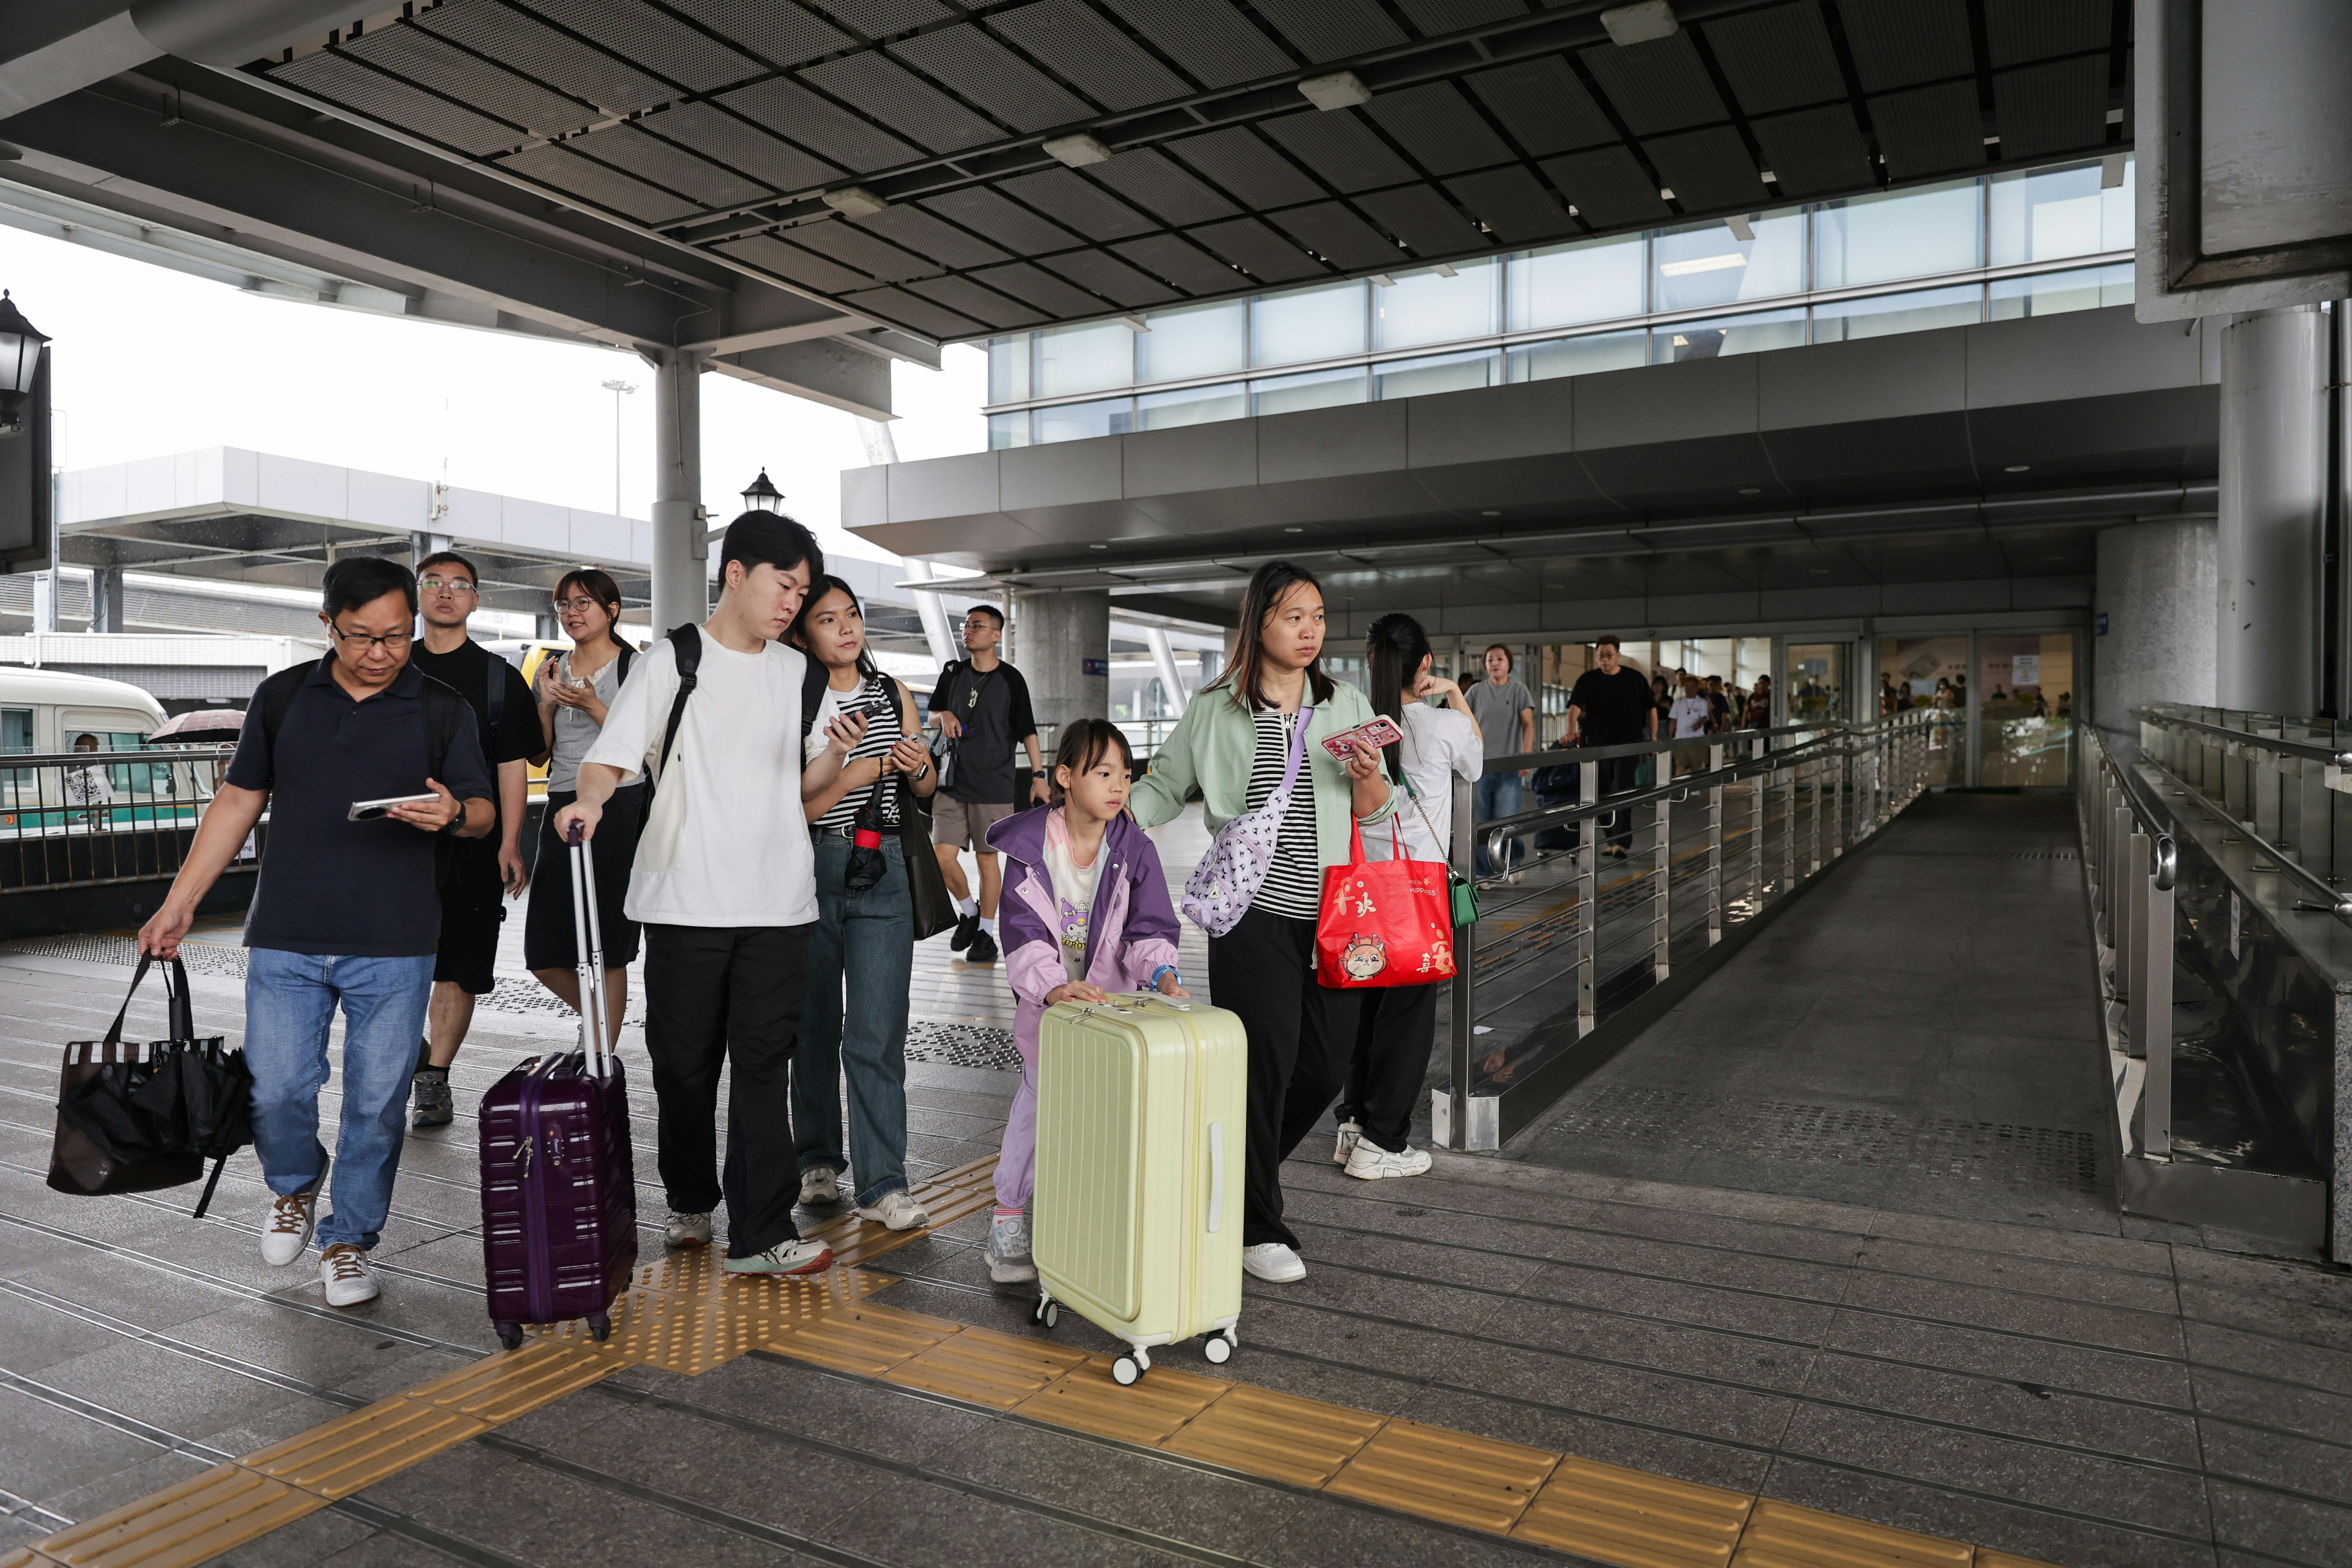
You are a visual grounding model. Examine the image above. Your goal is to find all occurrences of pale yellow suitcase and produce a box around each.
[1028,991,1245,1384]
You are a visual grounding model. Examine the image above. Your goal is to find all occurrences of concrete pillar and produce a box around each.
[2216,306,2330,715]
[1145,627,1189,715]
[1010,587,1109,741]
[535,611,559,642]
[904,559,960,667]
[648,350,708,638]
[89,566,124,634]
[2094,518,2218,737]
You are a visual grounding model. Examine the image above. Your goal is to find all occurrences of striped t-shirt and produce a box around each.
[1246,706,1323,920]
[806,674,904,832]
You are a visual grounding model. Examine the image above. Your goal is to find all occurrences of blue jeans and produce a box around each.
[792,833,914,1207]
[243,949,435,1251]
[1473,771,1525,875]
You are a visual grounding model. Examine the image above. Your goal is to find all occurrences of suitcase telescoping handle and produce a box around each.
[566,821,612,1079]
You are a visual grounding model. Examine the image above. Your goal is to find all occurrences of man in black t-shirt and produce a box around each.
[408,551,547,1127]
[929,604,1043,966]
[1566,635,1657,856]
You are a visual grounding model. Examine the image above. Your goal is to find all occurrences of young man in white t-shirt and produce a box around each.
[557,514,863,1277]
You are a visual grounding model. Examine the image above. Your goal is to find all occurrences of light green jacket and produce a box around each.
[1129,679,1396,868]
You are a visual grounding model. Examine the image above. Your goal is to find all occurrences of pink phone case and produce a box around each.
[1321,718,1403,760]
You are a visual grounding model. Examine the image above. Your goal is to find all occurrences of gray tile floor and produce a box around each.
[1,799,2349,1567]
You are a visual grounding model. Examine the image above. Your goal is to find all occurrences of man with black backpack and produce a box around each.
[555,512,863,1278]
[406,550,547,1130]
[928,604,1044,966]
[138,557,494,1308]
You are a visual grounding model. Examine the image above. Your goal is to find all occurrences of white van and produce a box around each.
[0,666,169,754]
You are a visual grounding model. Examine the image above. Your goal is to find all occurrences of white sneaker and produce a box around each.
[1332,1120,1362,1166]
[986,1211,1035,1283]
[854,1188,930,1231]
[319,1244,379,1307]
[1242,1242,1306,1283]
[722,1240,834,1277]
[798,1165,842,1207]
[1345,1142,1433,1180]
[260,1160,328,1267]
[663,1210,713,1249]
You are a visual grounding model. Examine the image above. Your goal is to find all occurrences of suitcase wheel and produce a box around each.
[1111,1354,1143,1386]
[1029,1297,1058,1331]
[495,1323,525,1352]
[1203,1331,1234,1365]
[589,1312,613,1343]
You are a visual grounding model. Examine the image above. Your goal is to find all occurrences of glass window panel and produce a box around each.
[1251,366,1368,416]
[1137,382,1246,429]
[1251,279,1367,367]
[1374,348,1500,400]
[1033,320,1133,396]
[986,334,1030,403]
[1813,178,1982,288]
[0,710,30,753]
[1987,263,2133,319]
[1033,397,1133,443]
[1650,211,1804,313]
[1655,307,1806,361]
[1979,633,2074,786]
[986,410,1031,449]
[1786,644,1845,722]
[1138,299,1247,384]
[1508,235,1645,331]
[1811,283,1983,342]
[1880,635,1967,784]
[1506,329,1648,381]
[1989,157,2133,267]
[1373,260,1499,351]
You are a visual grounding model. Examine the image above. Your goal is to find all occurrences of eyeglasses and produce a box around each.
[552,597,603,614]
[328,624,414,653]
[418,576,477,595]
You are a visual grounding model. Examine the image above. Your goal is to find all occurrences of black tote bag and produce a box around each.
[891,685,959,941]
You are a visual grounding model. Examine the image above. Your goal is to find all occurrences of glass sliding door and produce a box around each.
[1979,633,2075,786]
[1880,636,1968,785]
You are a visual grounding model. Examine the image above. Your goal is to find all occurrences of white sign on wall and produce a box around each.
[2013,654,2041,689]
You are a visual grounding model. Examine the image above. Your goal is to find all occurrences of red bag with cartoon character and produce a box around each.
[1315,818,1457,989]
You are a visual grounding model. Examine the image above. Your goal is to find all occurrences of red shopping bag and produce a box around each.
[1316,819,1457,989]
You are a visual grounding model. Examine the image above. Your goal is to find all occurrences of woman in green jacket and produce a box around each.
[1129,561,1394,1284]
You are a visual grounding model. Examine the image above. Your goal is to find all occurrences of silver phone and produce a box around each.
[347,792,439,821]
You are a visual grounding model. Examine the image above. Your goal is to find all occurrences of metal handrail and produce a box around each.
[1483,720,1836,771]
[2134,706,2352,768]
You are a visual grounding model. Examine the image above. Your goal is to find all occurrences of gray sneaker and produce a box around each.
[722,1240,834,1277]
[411,1068,452,1129]
[986,1210,1035,1284]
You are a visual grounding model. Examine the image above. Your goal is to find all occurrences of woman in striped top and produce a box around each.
[790,575,938,1231]
[1129,560,1394,1284]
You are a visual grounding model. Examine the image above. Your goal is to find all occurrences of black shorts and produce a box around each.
[523,786,643,973]
[433,846,506,995]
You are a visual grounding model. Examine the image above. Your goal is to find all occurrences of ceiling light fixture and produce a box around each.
[1297,71,1371,111]
[2005,464,2031,473]
[1042,132,1113,167]
[1089,542,1108,549]
[1600,1,1678,46]
[821,186,887,217]
[1481,510,1501,517]
[1739,488,1761,495]
[1283,525,1305,533]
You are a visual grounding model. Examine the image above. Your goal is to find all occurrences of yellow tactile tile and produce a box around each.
[240,1396,491,1501]
[1324,1418,1558,1534]
[1,1547,51,1568]
[1159,1382,1386,1487]
[883,1324,1090,1408]
[1515,1456,1754,1568]
[1974,1554,2066,1568]
[1014,1355,1229,1445]
[35,1466,316,1568]
[403,1342,613,1423]
[767,1299,957,1376]
[1731,1500,1973,1568]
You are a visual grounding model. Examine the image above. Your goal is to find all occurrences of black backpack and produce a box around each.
[643,624,823,802]
[255,662,471,885]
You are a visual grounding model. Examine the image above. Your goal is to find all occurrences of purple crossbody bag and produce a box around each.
[1182,706,1312,936]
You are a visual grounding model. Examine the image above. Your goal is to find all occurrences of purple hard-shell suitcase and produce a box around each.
[480,830,636,1349]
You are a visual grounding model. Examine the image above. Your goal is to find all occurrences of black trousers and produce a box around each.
[1340,981,1442,1153]
[1208,906,1363,1250]
[1599,755,1643,850]
[642,922,809,1257]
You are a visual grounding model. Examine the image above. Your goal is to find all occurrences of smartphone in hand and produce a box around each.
[348,792,439,821]
[1321,716,1403,761]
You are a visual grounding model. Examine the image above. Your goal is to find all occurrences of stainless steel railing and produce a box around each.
[0,745,245,893]
[2134,704,2352,916]
[2077,725,2180,1156]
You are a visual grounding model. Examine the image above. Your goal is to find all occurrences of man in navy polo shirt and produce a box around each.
[140,557,493,1308]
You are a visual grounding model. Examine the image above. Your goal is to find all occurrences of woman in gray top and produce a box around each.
[524,567,643,1042]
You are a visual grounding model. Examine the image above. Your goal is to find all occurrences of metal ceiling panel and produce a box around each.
[275,51,522,156]
[1444,165,1577,242]
[1868,80,1985,179]
[969,260,1113,315]
[997,168,1156,238]
[1167,127,1325,208]
[342,25,591,138]
[1703,3,1847,116]
[1186,217,1329,282]
[1270,200,1402,269]
[1365,83,1515,176]
[1833,0,1973,93]
[919,186,1080,252]
[853,205,1011,269]
[1642,126,1761,213]
[841,286,984,337]
[419,0,673,116]
[988,0,1190,111]
[664,0,853,70]
[1396,0,1532,34]
[1355,184,1487,256]
[519,0,761,93]
[808,0,956,35]
[1540,146,1671,227]
[1250,0,1409,64]
[1262,111,1418,193]
[643,101,844,193]
[1094,0,1295,90]
[719,79,920,171]
[1465,57,1617,156]
[719,234,871,293]
[790,216,943,280]
[1992,57,2108,160]
[889,26,1095,133]
[498,143,699,223]
[1087,149,1239,226]
[1577,33,1728,137]
[799,54,1003,153]
[1747,102,1871,196]
[568,122,770,207]
[1037,250,1181,306]
[1111,234,1247,294]
[905,274,1045,328]
[1982,0,2111,68]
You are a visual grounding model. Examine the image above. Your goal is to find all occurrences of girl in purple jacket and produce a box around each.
[981,719,1186,1283]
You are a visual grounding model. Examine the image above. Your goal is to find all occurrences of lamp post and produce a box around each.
[600,378,634,514]
[740,468,783,514]
[0,291,49,436]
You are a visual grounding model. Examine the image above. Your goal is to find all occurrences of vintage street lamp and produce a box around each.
[740,468,783,513]
[0,291,49,435]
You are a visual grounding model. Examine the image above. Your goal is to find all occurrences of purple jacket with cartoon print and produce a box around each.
[984,805,1183,1058]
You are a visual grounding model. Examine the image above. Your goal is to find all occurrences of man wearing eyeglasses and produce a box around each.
[406,552,549,1129]
[929,604,1042,967]
[138,557,494,1308]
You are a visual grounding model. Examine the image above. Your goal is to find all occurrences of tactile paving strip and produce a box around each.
[882,1323,1089,1407]
[1731,1500,1972,1568]
[1014,1355,1226,1446]
[1324,1418,1559,1533]
[29,1467,315,1568]
[241,1396,491,1500]
[1158,1381,1385,1487]
[1515,1456,1754,1568]
[765,1299,955,1376]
